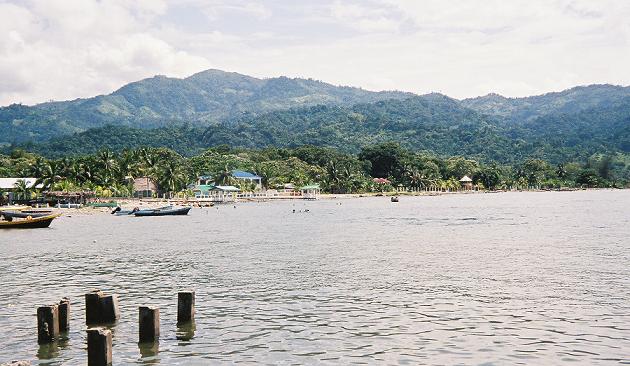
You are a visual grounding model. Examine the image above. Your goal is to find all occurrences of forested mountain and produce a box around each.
[1,69,629,164]
[462,84,630,122]
[20,94,630,164]
[0,69,411,144]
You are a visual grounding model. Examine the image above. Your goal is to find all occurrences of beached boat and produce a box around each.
[133,206,191,217]
[111,207,139,216]
[0,214,60,229]
[1,210,53,220]
[87,202,118,208]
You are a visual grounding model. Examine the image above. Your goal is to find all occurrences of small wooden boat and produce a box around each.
[111,207,139,216]
[134,206,191,217]
[0,214,61,229]
[87,202,118,208]
[1,210,53,220]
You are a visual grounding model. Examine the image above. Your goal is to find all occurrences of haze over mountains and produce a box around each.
[1,69,629,162]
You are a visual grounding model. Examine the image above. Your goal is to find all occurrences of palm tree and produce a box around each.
[156,160,186,196]
[213,164,233,185]
[13,179,31,201]
[35,160,63,190]
[0,189,7,205]
[97,150,118,180]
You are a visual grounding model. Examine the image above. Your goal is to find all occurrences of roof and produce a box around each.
[193,184,214,194]
[232,170,261,179]
[0,178,41,189]
[300,184,320,190]
[373,177,391,184]
[198,175,213,180]
[459,175,473,182]
[213,185,240,192]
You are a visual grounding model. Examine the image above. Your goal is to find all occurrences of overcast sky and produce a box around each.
[1,0,629,106]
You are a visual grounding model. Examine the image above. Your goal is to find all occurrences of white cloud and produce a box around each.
[0,0,629,105]
[0,0,209,105]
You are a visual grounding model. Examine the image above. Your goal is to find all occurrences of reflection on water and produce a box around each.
[176,321,196,342]
[1,190,629,365]
[138,341,159,363]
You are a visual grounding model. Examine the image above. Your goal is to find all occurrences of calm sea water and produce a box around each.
[0,190,629,365]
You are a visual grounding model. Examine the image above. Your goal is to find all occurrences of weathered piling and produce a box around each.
[58,298,70,332]
[138,306,160,343]
[87,327,112,366]
[177,291,195,324]
[85,290,120,324]
[85,290,104,324]
[100,294,120,323]
[37,305,59,344]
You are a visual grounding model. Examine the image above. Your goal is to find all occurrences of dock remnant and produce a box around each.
[85,290,120,324]
[37,305,59,344]
[177,290,195,324]
[139,306,160,343]
[87,327,112,366]
[58,298,70,332]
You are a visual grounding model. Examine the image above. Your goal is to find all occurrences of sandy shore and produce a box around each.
[39,188,612,216]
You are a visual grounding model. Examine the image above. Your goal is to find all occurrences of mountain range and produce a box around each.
[2,69,629,163]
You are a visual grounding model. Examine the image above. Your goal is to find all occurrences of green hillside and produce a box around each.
[0,69,411,145]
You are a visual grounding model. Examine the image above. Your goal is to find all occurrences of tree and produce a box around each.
[359,142,409,181]
[13,179,31,201]
[576,169,600,187]
[476,164,502,190]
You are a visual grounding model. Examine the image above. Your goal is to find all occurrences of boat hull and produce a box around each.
[0,214,60,229]
[134,207,191,217]
[1,210,53,220]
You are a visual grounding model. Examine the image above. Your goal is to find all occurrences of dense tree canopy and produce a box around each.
[1,144,627,200]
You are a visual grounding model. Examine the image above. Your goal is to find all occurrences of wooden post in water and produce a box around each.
[100,294,120,323]
[85,290,104,324]
[85,290,120,324]
[138,306,160,343]
[177,291,195,324]
[87,327,112,366]
[58,298,70,332]
[37,305,59,344]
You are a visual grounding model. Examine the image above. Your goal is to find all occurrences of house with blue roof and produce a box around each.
[193,170,263,192]
[231,170,262,189]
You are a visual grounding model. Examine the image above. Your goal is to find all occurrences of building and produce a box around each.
[193,184,240,202]
[232,170,262,189]
[196,175,214,186]
[0,178,40,190]
[0,178,41,202]
[459,175,473,190]
[300,184,320,200]
[133,177,158,198]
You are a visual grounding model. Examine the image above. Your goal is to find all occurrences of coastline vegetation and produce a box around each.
[1,142,627,200]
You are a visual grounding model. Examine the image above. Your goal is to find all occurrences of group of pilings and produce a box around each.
[37,290,195,365]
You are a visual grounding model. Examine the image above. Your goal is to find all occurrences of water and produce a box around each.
[0,190,629,365]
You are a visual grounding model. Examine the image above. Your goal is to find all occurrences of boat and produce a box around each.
[391,196,399,202]
[1,210,53,220]
[87,201,118,208]
[111,207,139,216]
[133,206,191,217]
[0,214,61,229]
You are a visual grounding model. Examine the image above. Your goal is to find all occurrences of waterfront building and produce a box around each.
[231,170,263,189]
[193,185,240,202]
[133,177,158,198]
[300,184,320,199]
[459,175,473,190]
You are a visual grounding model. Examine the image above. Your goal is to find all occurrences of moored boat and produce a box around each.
[0,214,61,229]
[133,206,191,217]
[1,210,53,220]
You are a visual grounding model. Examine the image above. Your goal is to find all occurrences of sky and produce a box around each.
[1,0,629,106]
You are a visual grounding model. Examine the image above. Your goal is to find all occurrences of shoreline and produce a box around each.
[28,188,624,216]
